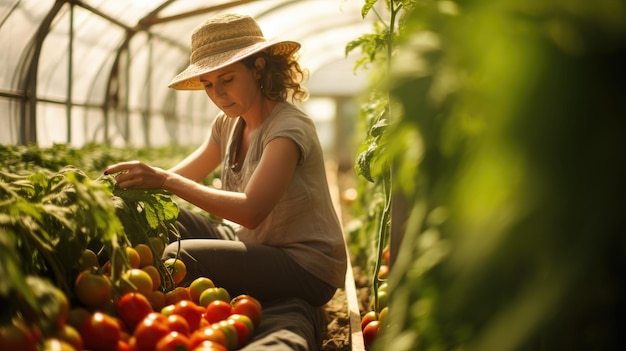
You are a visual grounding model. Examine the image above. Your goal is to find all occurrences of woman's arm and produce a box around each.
[105,137,299,229]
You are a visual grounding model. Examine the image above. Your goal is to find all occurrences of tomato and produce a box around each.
[228,314,255,336]
[133,313,171,351]
[378,264,389,279]
[163,258,187,286]
[117,292,153,331]
[198,287,230,307]
[149,237,166,259]
[165,286,192,306]
[360,310,377,331]
[149,290,167,312]
[204,300,232,324]
[226,317,250,348]
[42,337,76,351]
[378,306,389,328]
[116,339,132,351]
[54,324,83,350]
[213,320,237,350]
[230,296,262,329]
[362,320,380,349]
[229,294,259,308]
[78,248,99,271]
[382,245,390,265]
[188,325,227,350]
[189,277,215,303]
[74,270,112,310]
[191,340,229,351]
[118,268,154,298]
[155,331,190,351]
[135,244,154,268]
[166,314,190,336]
[67,307,91,331]
[369,290,388,312]
[0,323,38,351]
[142,265,162,290]
[126,246,141,269]
[80,312,121,351]
[172,300,205,331]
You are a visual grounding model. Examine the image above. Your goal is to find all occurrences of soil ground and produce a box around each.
[321,266,371,350]
[320,165,372,350]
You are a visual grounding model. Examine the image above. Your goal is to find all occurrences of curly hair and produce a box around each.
[241,50,309,103]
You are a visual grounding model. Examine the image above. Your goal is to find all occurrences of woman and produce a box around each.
[105,14,347,308]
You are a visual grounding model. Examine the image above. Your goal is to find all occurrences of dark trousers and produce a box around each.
[163,208,336,307]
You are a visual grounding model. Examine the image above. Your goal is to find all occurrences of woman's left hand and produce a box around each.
[104,161,167,190]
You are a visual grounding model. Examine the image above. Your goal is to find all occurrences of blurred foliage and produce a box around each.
[350,0,626,350]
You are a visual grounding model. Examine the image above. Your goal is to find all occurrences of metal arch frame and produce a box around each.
[9,0,369,146]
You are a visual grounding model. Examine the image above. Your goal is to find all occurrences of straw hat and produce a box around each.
[168,14,300,90]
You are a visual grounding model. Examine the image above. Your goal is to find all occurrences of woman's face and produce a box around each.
[199,59,263,118]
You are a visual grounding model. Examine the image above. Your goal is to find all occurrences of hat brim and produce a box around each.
[168,40,300,90]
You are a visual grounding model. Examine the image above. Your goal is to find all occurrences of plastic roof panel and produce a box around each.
[1,0,378,146]
[0,1,51,91]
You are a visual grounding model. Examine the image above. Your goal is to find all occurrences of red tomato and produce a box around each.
[133,313,171,351]
[116,339,132,351]
[80,312,121,351]
[230,297,262,329]
[360,310,378,331]
[166,314,190,336]
[117,292,153,331]
[191,340,229,351]
[155,331,190,351]
[362,320,380,349]
[74,270,112,310]
[188,326,227,350]
[0,323,38,351]
[172,300,205,331]
[204,300,232,324]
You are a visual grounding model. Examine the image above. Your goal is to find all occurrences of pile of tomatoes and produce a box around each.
[0,243,263,351]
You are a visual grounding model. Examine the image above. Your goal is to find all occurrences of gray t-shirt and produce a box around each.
[211,102,347,288]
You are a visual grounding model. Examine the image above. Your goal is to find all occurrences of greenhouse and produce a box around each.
[2,0,626,351]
